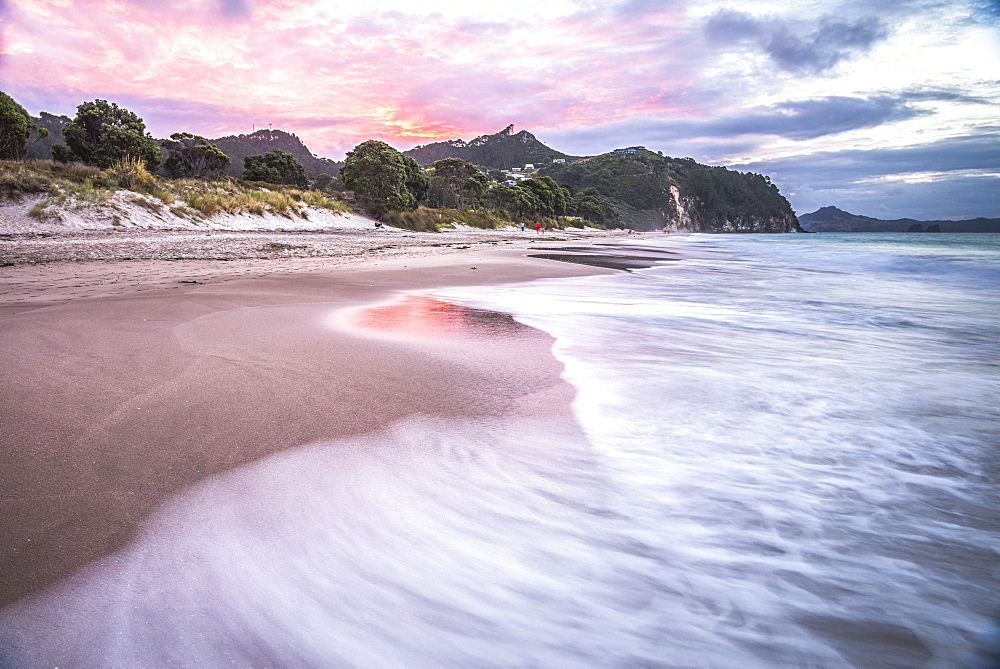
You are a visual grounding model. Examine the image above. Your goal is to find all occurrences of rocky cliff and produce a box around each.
[540,151,800,233]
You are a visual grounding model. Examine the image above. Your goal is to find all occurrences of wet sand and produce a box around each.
[0,240,613,607]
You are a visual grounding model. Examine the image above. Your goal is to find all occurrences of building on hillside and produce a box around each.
[502,180,517,186]
[524,164,534,170]
[552,158,566,164]
[612,146,646,154]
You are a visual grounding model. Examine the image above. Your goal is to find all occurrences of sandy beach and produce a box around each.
[0,227,619,608]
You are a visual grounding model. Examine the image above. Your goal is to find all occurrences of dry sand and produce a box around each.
[0,227,619,606]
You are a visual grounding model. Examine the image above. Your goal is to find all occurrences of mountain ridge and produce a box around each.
[403,124,571,168]
[798,206,1000,232]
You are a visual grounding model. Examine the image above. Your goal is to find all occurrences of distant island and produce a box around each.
[798,206,1000,233]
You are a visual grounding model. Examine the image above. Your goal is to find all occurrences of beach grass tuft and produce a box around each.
[0,160,353,221]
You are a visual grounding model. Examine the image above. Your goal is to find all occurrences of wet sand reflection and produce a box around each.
[352,294,525,338]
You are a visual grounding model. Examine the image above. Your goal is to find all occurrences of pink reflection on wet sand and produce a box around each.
[352,294,523,338]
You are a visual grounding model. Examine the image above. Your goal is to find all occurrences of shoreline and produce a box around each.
[0,227,631,310]
[0,238,616,607]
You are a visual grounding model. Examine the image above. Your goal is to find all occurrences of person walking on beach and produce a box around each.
[520,221,525,232]
[535,221,542,233]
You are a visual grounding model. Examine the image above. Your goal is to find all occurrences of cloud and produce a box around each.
[731,132,1000,218]
[542,94,928,156]
[710,95,927,139]
[705,10,887,73]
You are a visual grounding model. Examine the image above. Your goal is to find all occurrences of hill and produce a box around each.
[26,117,341,180]
[798,206,1000,232]
[538,151,799,232]
[208,129,343,179]
[404,124,571,169]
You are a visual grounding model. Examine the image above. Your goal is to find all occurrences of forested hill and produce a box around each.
[404,124,571,169]
[27,112,71,160]
[26,117,342,179]
[209,129,343,178]
[798,206,1000,232]
[538,151,799,232]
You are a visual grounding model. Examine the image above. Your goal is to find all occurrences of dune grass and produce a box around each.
[0,159,351,221]
[383,206,525,232]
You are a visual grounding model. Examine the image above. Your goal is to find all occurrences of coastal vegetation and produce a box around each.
[538,151,797,231]
[242,149,310,188]
[0,91,43,160]
[0,158,348,221]
[2,90,800,233]
[59,99,161,171]
[340,140,430,217]
[161,133,231,178]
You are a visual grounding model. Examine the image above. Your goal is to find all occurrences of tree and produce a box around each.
[340,140,428,217]
[484,183,542,218]
[519,176,570,216]
[313,171,336,192]
[429,157,481,209]
[242,149,309,187]
[161,133,231,178]
[0,91,35,159]
[63,99,161,170]
[402,155,430,206]
[575,187,624,227]
[461,172,490,209]
[51,144,79,164]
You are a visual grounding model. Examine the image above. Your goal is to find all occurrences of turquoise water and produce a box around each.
[2,233,997,666]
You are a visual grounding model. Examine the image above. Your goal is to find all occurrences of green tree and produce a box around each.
[484,183,542,218]
[63,99,161,170]
[575,187,624,227]
[402,155,430,206]
[161,133,231,178]
[461,172,490,209]
[340,140,427,217]
[242,149,309,187]
[51,144,78,164]
[519,176,570,216]
[429,157,481,209]
[313,171,336,192]
[0,91,35,160]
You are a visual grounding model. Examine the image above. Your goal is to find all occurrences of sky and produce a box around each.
[1,0,998,219]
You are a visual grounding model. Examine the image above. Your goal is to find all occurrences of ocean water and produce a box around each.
[2,233,998,666]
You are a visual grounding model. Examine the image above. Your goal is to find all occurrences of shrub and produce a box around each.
[105,156,155,189]
[382,206,447,232]
[0,161,52,200]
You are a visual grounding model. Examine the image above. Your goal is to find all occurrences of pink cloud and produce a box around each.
[1,0,712,158]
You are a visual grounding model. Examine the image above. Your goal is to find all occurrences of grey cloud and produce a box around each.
[734,132,1000,183]
[704,95,926,140]
[730,132,1000,218]
[899,86,994,105]
[117,0,252,21]
[705,10,887,73]
[546,95,928,152]
[218,0,251,19]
